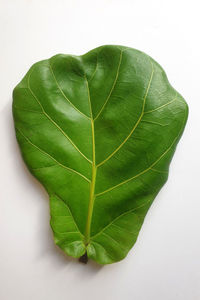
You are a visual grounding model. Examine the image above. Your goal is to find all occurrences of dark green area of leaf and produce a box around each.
[13,45,188,264]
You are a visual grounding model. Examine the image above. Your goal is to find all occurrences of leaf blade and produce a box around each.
[13,45,188,264]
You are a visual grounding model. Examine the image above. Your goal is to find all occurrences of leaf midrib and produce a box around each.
[84,77,97,245]
[82,59,153,245]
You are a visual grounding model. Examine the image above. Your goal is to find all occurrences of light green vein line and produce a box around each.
[13,106,43,114]
[150,168,168,174]
[144,93,177,114]
[88,53,98,82]
[52,216,72,219]
[111,223,135,234]
[94,50,123,121]
[53,232,80,235]
[102,232,126,251]
[16,127,91,183]
[58,240,84,247]
[54,193,84,236]
[97,60,154,168]
[27,70,92,164]
[90,241,115,261]
[96,144,171,196]
[95,107,187,197]
[141,120,165,127]
[48,62,91,120]
[95,135,177,196]
[31,164,58,170]
[84,76,97,245]
[91,200,151,239]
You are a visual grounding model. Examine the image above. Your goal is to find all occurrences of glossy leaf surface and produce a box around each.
[13,45,188,264]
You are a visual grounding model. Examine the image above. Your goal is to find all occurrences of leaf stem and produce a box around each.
[79,252,88,264]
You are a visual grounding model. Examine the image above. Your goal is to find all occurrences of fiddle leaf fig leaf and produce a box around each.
[13,45,188,264]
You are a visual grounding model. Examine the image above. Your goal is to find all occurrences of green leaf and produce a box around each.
[12,45,188,264]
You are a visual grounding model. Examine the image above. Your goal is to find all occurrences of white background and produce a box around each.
[0,0,199,299]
